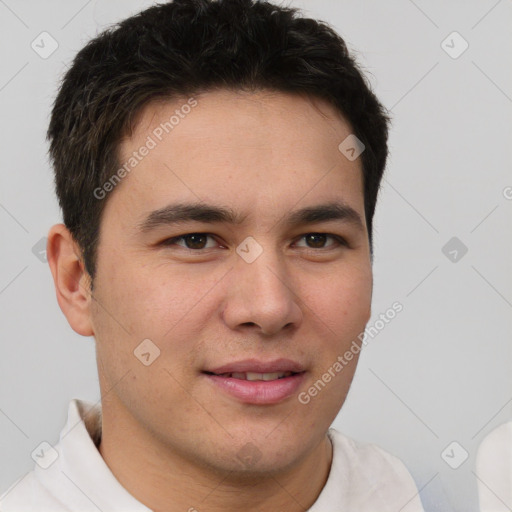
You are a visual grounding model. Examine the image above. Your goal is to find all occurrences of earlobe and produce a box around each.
[46,224,94,337]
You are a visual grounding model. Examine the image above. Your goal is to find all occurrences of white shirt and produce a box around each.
[0,399,424,511]
[476,421,512,511]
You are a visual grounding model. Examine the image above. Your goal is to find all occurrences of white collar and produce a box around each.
[29,399,421,512]
[34,399,151,511]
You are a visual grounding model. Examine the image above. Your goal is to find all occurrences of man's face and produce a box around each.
[89,89,372,473]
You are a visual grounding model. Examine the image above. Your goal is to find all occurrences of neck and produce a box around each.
[97,402,333,512]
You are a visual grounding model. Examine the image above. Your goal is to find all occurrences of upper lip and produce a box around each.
[205,358,306,375]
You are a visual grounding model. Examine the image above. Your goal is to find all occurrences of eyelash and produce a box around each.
[160,233,348,251]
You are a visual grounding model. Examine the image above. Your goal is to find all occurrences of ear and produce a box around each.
[47,224,94,337]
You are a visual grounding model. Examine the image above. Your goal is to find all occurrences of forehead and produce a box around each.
[107,89,365,229]
[127,89,353,157]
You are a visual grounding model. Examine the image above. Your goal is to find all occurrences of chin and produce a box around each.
[203,427,317,477]
[208,448,303,479]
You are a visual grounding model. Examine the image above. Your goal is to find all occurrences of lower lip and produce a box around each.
[204,373,305,405]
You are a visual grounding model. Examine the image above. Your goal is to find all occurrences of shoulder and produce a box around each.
[329,428,413,477]
[0,399,99,512]
[476,421,512,510]
[477,421,512,456]
[0,472,68,511]
[324,428,424,511]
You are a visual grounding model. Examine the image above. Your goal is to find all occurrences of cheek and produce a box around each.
[304,264,372,340]
[294,268,371,428]
[93,252,185,334]
[91,255,222,363]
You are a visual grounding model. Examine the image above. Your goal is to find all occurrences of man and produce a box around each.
[0,0,424,510]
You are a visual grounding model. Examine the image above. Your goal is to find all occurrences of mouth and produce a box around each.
[202,359,306,405]
[204,371,297,381]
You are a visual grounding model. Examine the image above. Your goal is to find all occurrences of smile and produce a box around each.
[202,360,306,405]
[213,371,295,381]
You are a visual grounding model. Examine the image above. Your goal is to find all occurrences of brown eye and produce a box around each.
[296,233,346,249]
[305,234,328,248]
[163,233,217,250]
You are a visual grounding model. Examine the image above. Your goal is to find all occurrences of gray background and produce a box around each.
[1,1,511,511]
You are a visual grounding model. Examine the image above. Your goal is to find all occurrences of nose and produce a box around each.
[221,247,303,337]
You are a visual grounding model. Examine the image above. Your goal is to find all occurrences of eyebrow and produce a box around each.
[138,201,364,233]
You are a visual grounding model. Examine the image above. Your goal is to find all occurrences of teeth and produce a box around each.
[261,372,284,381]
[222,372,292,381]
